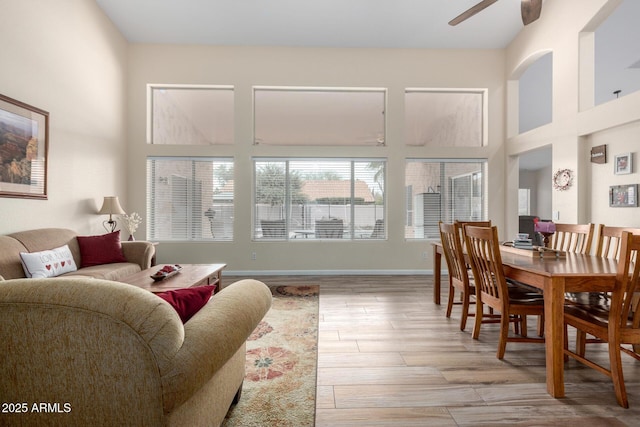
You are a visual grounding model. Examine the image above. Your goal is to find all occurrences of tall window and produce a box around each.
[405,89,485,147]
[254,159,385,240]
[147,157,234,241]
[148,85,234,145]
[405,160,487,239]
[254,87,386,146]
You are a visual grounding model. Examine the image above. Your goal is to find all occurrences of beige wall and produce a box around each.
[127,46,506,273]
[505,0,640,242]
[0,0,128,235]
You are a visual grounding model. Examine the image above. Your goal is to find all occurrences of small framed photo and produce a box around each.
[614,152,632,175]
[609,184,638,207]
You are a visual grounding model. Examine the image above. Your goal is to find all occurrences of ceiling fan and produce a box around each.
[449,0,542,26]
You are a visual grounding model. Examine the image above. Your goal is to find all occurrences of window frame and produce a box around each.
[404,88,488,147]
[146,156,235,242]
[253,157,386,241]
[146,84,235,145]
[405,158,488,240]
[253,86,387,146]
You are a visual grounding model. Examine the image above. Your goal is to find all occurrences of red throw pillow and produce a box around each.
[156,285,215,323]
[76,231,128,267]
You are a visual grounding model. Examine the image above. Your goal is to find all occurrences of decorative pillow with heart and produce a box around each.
[20,245,78,278]
[76,230,127,267]
[156,285,216,323]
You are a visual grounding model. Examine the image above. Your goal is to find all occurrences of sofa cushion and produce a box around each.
[157,285,215,323]
[19,245,78,278]
[77,231,127,267]
[63,263,142,282]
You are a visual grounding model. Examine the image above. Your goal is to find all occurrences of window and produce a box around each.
[146,157,234,241]
[405,159,487,239]
[519,53,552,133]
[148,85,234,145]
[405,89,485,147]
[254,159,385,240]
[253,87,386,146]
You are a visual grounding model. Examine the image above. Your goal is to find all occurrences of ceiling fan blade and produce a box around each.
[521,0,542,25]
[449,0,499,26]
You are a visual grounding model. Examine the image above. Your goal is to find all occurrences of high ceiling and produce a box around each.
[95,0,528,49]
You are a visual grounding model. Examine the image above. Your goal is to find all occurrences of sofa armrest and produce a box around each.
[160,279,272,412]
[120,241,155,269]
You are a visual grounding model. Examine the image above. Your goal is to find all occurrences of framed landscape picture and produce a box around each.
[0,94,49,199]
[609,184,638,207]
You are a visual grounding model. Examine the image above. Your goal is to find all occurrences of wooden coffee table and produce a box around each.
[119,263,226,294]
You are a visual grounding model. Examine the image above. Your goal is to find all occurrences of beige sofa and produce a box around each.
[0,228,155,281]
[0,277,272,426]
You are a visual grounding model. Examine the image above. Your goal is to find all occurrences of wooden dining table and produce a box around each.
[431,241,619,398]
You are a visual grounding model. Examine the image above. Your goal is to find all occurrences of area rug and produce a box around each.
[222,284,319,427]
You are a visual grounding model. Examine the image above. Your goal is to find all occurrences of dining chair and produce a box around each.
[439,222,475,331]
[455,220,491,247]
[574,225,640,354]
[464,225,545,359]
[563,231,640,408]
[550,223,595,254]
[595,224,640,260]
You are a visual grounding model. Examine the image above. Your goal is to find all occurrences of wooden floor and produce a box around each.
[260,275,640,426]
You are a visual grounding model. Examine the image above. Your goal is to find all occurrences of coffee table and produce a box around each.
[120,263,226,294]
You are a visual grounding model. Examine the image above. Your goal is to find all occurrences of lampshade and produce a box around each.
[98,196,125,215]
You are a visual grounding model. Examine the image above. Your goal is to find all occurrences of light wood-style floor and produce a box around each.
[253,275,640,426]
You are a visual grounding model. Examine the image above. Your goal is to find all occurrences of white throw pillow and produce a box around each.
[20,245,78,278]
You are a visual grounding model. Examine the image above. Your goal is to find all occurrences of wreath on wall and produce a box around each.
[552,168,573,191]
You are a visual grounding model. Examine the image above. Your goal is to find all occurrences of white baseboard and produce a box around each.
[224,269,435,276]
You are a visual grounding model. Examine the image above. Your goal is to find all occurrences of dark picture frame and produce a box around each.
[609,184,638,207]
[0,94,49,199]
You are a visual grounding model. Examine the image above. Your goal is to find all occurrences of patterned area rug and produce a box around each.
[222,284,319,427]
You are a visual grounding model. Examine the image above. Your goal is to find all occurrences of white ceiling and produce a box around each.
[94,0,529,49]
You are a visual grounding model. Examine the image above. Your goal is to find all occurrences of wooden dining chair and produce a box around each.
[595,224,640,260]
[439,222,475,331]
[550,223,595,254]
[564,231,640,408]
[464,225,545,359]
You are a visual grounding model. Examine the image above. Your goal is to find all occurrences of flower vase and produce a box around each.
[128,234,135,241]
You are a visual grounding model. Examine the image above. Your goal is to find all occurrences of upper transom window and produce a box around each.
[405,89,485,147]
[148,85,234,145]
[253,87,386,146]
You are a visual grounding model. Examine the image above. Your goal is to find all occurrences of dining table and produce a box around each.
[431,241,619,398]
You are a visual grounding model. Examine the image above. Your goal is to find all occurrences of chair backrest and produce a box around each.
[595,224,640,259]
[438,222,470,286]
[550,223,594,254]
[611,232,640,331]
[464,225,508,310]
[315,219,344,238]
[455,220,491,247]
[260,219,286,238]
[370,219,385,239]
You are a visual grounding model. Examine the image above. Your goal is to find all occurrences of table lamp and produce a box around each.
[98,196,125,233]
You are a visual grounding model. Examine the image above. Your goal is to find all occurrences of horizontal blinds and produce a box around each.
[405,159,487,239]
[254,159,385,240]
[147,157,234,241]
